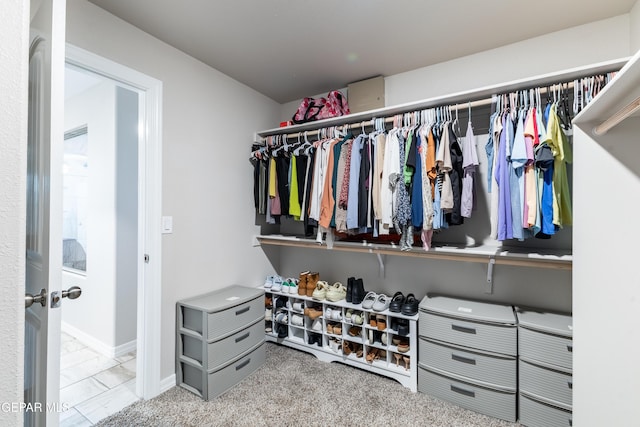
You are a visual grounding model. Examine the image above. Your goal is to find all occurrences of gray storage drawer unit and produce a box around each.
[516,307,573,427]
[418,295,517,422]
[177,285,265,400]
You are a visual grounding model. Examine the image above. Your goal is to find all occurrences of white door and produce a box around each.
[25,0,67,426]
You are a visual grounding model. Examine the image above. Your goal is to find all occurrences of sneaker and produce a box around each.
[271,276,284,292]
[312,281,329,301]
[326,282,347,302]
[287,278,299,294]
[265,308,272,321]
[264,275,275,289]
[311,318,323,332]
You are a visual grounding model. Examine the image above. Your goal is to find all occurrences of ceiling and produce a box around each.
[88,0,636,104]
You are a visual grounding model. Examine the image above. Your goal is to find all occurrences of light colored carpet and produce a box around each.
[96,342,522,427]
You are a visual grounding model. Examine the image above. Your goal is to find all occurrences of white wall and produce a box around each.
[62,80,120,353]
[631,0,640,53]
[279,14,630,121]
[385,14,630,106]
[0,1,28,424]
[114,86,138,349]
[66,0,282,380]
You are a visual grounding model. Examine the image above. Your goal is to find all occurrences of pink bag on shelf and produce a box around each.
[291,90,350,124]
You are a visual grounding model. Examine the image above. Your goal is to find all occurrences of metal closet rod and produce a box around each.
[260,82,582,143]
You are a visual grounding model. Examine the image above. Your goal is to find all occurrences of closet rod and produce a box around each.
[260,80,585,142]
[255,57,627,142]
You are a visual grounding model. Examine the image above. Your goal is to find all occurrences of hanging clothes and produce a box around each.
[380,128,401,234]
[333,139,352,233]
[445,123,464,226]
[544,103,573,227]
[461,120,479,218]
[346,134,366,230]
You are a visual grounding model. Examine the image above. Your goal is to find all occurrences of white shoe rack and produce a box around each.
[264,288,418,392]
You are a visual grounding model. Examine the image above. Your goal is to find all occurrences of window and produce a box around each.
[62,126,88,272]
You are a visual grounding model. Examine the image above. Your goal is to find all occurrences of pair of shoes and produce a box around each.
[307,333,322,347]
[312,281,330,300]
[327,323,342,335]
[274,310,288,324]
[291,301,304,312]
[401,294,419,316]
[329,337,342,353]
[264,275,278,289]
[311,318,323,332]
[369,314,387,330]
[366,348,380,364]
[345,309,363,325]
[275,323,288,338]
[363,292,391,312]
[265,323,272,333]
[350,278,366,304]
[265,308,272,321]
[265,295,272,307]
[298,271,309,296]
[325,307,342,321]
[397,339,409,353]
[291,314,304,327]
[326,282,347,302]
[303,306,323,320]
[305,272,320,297]
[395,318,410,336]
[348,326,361,337]
[281,278,299,294]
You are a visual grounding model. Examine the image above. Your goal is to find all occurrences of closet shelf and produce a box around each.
[255,235,572,270]
[254,57,628,141]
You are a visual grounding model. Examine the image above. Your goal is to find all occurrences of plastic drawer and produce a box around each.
[179,342,265,401]
[418,365,516,422]
[419,337,516,390]
[180,318,264,371]
[519,392,573,427]
[419,312,517,356]
[519,327,573,370]
[519,359,573,407]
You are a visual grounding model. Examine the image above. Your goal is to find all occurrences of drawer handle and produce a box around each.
[567,344,573,353]
[569,418,573,426]
[568,381,573,390]
[450,384,475,398]
[235,358,251,371]
[235,332,250,343]
[451,324,476,334]
[235,306,250,316]
[451,353,476,365]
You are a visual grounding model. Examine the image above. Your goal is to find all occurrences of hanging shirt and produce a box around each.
[411,130,423,228]
[489,113,502,239]
[495,114,513,241]
[319,139,339,228]
[511,109,528,236]
[346,134,365,229]
[380,129,401,234]
[523,109,539,229]
[436,122,453,211]
[288,156,301,219]
[446,124,464,226]
[372,132,386,221]
[419,125,435,250]
[544,103,573,227]
[394,131,412,227]
[461,120,479,218]
[535,143,555,236]
[334,141,351,233]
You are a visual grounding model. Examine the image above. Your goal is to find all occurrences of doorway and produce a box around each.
[54,44,164,425]
[58,63,140,425]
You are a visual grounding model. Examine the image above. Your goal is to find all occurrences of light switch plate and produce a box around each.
[162,216,173,234]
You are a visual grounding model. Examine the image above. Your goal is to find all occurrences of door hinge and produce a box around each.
[144,254,150,263]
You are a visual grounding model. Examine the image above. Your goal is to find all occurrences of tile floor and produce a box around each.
[59,332,140,426]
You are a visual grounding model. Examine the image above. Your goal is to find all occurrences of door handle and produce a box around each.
[25,288,47,308]
[51,286,82,308]
[62,286,82,300]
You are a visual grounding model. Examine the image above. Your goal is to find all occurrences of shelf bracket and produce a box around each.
[485,257,495,294]
[376,253,386,278]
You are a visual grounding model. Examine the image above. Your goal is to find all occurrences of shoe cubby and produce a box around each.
[263,287,419,392]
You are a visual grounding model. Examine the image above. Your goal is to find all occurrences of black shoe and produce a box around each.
[396,319,409,336]
[277,323,288,338]
[346,277,355,303]
[401,293,419,316]
[352,278,365,304]
[388,291,405,313]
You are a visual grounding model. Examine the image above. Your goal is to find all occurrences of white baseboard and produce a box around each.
[62,321,136,358]
[160,374,176,394]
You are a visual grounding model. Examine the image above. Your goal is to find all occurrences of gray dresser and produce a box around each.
[516,308,573,427]
[418,295,518,422]
[176,285,265,400]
